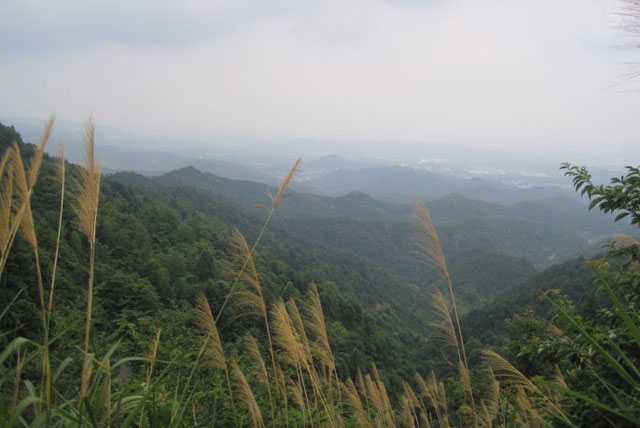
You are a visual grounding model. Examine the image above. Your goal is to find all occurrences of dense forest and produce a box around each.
[1,119,640,427]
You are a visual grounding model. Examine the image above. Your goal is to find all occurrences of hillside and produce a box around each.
[129,166,630,269]
[462,255,599,347]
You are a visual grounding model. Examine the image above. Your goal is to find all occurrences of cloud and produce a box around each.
[0,0,299,54]
[1,0,639,165]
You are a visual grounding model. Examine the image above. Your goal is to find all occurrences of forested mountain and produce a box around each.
[462,256,598,347]
[117,165,631,271]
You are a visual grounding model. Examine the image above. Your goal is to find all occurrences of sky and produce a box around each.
[1,0,639,166]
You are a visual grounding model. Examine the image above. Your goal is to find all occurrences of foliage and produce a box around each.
[491,163,640,427]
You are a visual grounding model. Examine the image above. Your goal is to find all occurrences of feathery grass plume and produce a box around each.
[287,297,337,427]
[364,374,386,428]
[340,379,374,428]
[305,283,335,377]
[195,293,227,370]
[73,118,102,241]
[272,299,314,425]
[287,377,306,426]
[399,395,416,428]
[482,350,544,395]
[244,334,275,422]
[10,118,53,422]
[0,150,14,267]
[147,329,162,385]
[272,300,303,367]
[0,139,12,178]
[553,365,568,389]
[10,115,53,247]
[305,282,341,426]
[411,202,448,277]
[415,371,450,428]
[436,381,451,428]
[75,117,102,410]
[372,364,395,428]
[477,369,499,428]
[279,299,335,427]
[482,350,571,424]
[287,299,313,365]
[458,359,475,417]
[268,157,302,209]
[195,293,238,422]
[401,381,428,428]
[412,202,477,425]
[276,366,290,428]
[356,368,369,410]
[228,228,267,318]
[406,381,431,428]
[28,116,54,187]
[47,140,66,321]
[244,334,270,390]
[9,114,51,253]
[228,228,281,415]
[216,157,302,322]
[0,114,52,277]
[514,386,545,428]
[413,373,430,411]
[430,289,460,354]
[546,322,566,339]
[231,359,265,428]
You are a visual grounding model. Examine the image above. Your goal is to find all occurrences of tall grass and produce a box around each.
[73,118,102,412]
[216,157,301,323]
[412,202,478,427]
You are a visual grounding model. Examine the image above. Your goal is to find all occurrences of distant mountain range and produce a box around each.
[2,117,625,206]
[305,164,581,203]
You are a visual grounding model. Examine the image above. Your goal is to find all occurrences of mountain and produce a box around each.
[304,154,365,170]
[462,255,599,348]
[427,194,632,241]
[178,158,277,184]
[5,118,280,183]
[136,167,410,221]
[113,166,633,271]
[300,154,367,180]
[306,164,580,203]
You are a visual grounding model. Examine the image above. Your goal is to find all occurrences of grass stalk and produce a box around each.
[245,334,275,423]
[215,157,301,323]
[47,141,65,325]
[412,202,477,426]
[10,118,53,425]
[74,118,102,415]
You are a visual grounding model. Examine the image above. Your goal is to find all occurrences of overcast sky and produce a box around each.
[1,0,639,165]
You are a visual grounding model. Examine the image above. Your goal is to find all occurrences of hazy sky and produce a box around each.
[1,0,639,165]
